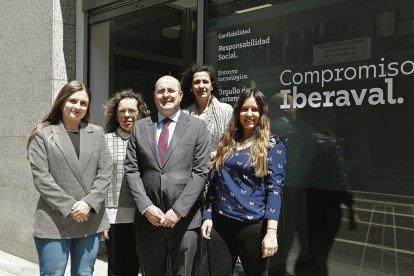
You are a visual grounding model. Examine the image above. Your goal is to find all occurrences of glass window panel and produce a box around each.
[205,1,414,275]
[112,6,183,58]
[89,0,197,115]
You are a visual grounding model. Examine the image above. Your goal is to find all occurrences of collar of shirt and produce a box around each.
[156,110,180,145]
[157,110,180,124]
[116,127,131,140]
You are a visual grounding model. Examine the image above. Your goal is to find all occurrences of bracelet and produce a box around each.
[267,227,277,231]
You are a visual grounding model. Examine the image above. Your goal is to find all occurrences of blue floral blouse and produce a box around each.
[203,136,287,222]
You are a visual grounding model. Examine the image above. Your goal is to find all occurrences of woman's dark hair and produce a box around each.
[180,64,220,108]
[211,88,270,177]
[103,89,150,133]
[232,88,269,140]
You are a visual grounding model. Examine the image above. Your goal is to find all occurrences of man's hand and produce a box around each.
[144,206,165,226]
[70,201,91,223]
[162,209,182,228]
[201,219,212,239]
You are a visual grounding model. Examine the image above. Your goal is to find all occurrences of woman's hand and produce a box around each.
[201,219,213,239]
[102,229,109,240]
[70,201,91,222]
[262,230,278,258]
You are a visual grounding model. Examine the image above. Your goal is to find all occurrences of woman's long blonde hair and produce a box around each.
[26,80,92,158]
[211,89,270,177]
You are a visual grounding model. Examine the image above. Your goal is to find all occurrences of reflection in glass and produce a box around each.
[206,0,414,275]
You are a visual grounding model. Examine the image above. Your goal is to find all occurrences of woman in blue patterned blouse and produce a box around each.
[201,89,286,276]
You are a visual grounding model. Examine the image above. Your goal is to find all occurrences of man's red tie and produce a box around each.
[158,118,171,165]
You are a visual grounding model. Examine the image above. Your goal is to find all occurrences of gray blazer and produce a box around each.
[29,122,112,239]
[124,111,210,230]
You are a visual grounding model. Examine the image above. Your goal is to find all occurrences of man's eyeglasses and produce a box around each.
[117,108,138,115]
[155,88,179,96]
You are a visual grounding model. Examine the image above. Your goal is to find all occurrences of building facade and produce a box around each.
[1,0,413,274]
[0,0,77,262]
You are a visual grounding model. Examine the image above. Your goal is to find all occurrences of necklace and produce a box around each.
[63,121,80,132]
[198,105,209,116]
[65,126,80,132]
[237,135,255,150]
[240,134,255,142]
[198,97,212,116]
[66,128,79,132]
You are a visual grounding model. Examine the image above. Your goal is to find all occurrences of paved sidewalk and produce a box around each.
[0,250,107,276]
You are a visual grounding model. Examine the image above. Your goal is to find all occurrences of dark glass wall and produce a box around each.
[88,0,198,116]
[110,5,184,113]
[205,0,414,275]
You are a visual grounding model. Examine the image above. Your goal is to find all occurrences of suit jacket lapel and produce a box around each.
[145,115,162,167]
[162,112,190,166]
[79,122,94,174]
[54,123,88,193]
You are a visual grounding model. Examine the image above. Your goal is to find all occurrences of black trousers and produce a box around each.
[105,223,140,276]
[207,213,269,276]
[135,226,198,276]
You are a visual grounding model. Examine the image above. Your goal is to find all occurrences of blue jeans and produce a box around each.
[34,233,101,276]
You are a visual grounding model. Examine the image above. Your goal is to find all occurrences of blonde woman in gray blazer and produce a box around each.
[26,80,112,276]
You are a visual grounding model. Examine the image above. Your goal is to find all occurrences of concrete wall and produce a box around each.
[0,0,76,262]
